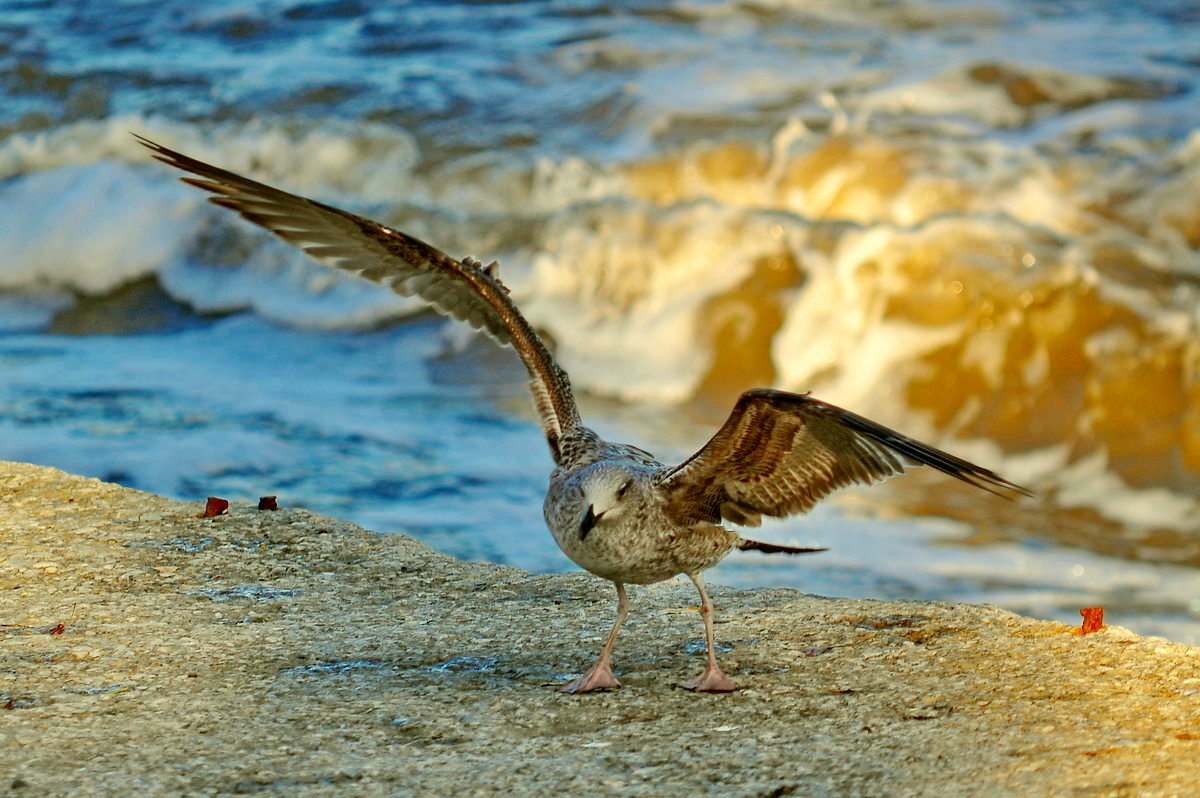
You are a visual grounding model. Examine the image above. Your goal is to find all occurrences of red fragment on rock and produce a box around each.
[46,623,66,635]
[1077,606,1104,634]
[199,497,229,518]
[257,496,279,511]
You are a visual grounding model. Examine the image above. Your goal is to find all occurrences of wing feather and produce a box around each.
[137,134,581,458]
[660,388,1031,527]
[160,140,514,345]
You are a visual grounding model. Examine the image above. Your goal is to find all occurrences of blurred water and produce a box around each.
[1,0,1198,641]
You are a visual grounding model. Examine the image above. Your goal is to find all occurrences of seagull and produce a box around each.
[136,135,1031,693]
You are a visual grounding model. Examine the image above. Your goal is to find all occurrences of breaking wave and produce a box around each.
[1,0,1197,548]
[2,108,1197,536]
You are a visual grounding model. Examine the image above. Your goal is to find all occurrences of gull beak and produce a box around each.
[580,504,605,539]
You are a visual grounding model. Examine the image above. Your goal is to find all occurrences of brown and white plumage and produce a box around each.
[139,135,1031,694]
[661,388,1028,529]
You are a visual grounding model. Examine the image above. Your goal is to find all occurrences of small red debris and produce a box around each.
[1073,606,1104,635]
[46,623,66,635]
[257,496,279,511]
[198,497,229,518]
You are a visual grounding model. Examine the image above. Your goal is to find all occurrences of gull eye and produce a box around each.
[616,480,632,500]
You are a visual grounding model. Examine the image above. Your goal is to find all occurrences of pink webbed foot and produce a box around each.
[681,663,738,693]
[561,659,621,694]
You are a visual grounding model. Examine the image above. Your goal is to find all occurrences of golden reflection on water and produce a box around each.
[535,127,1199,531]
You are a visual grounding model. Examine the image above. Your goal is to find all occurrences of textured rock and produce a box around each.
[3,460,1199,796]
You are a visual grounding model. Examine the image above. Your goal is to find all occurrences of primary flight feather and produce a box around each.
[138,134,1030,693]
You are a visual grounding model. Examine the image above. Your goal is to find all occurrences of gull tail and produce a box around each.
[737,539,827,555]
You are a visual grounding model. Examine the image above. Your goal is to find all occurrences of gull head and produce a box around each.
[579,464,639,538]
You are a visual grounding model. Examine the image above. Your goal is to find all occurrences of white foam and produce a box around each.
[0,115,420,202]
[0,117,449,327]
[0,160,196,295]
[523,203,764,402]
[772,224,963,416]
[1056,453,1200,532]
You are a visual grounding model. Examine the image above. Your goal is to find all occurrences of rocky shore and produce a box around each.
[3,460,1199,796]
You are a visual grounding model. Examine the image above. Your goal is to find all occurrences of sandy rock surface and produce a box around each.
[3,460,1200,796]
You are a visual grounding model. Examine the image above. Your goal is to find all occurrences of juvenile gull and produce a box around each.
[137,135,1032,693]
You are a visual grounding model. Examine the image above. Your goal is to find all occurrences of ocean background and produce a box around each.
[2,0,1198,641]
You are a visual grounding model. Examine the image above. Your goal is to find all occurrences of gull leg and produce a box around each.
[681,572,738,693]
[562,582,628,693]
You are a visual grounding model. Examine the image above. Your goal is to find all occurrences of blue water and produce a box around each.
[2,0,1200,642]
[5,1,1198,155]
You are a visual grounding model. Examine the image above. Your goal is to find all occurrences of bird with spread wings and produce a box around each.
[137,135,1031,693]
